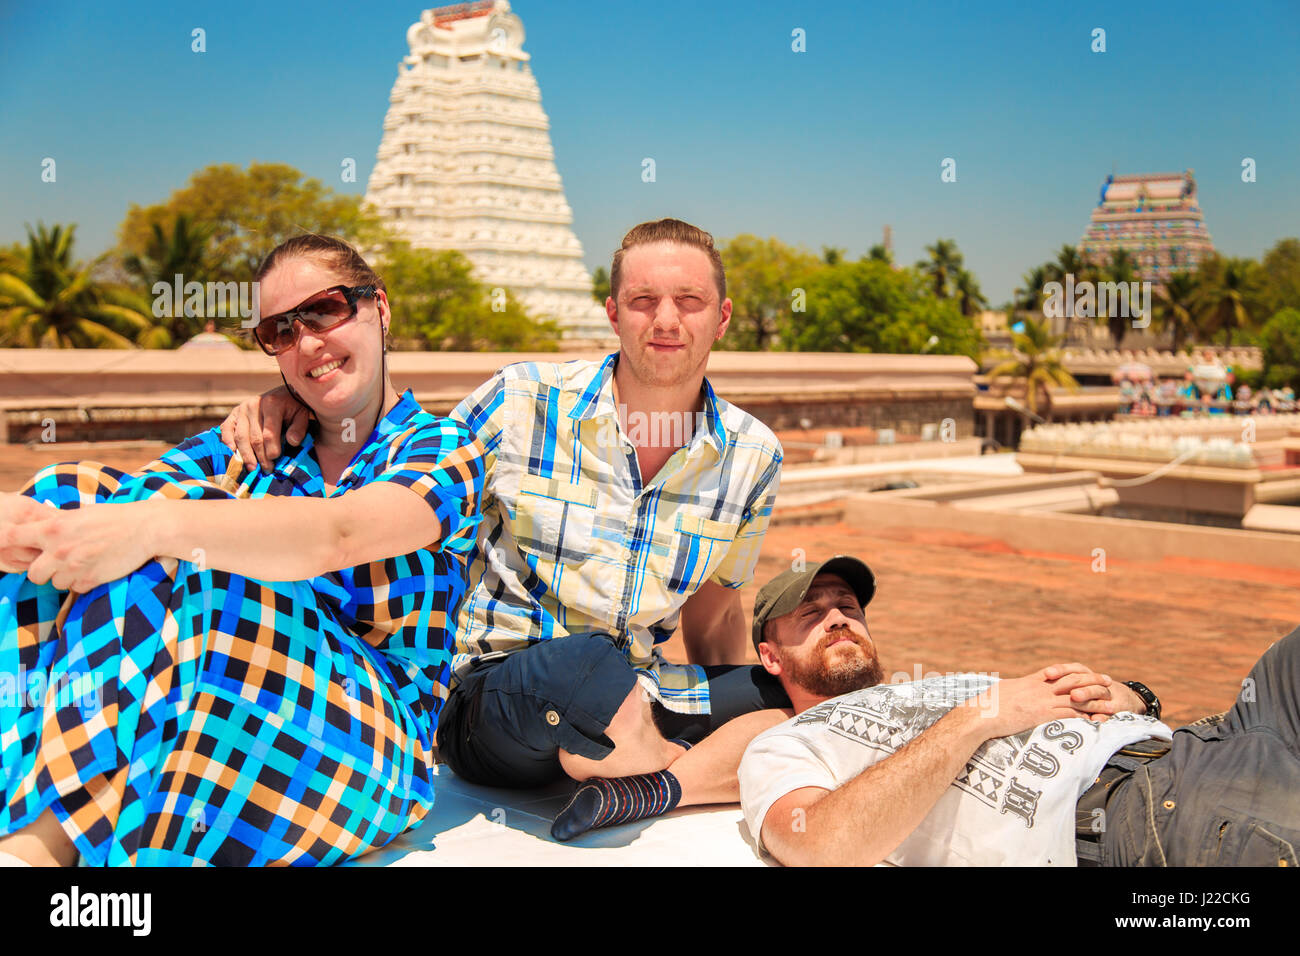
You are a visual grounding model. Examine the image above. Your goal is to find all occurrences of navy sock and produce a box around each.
[551,770,683,842]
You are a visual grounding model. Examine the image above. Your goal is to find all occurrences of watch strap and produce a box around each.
[1122,680,1161,721]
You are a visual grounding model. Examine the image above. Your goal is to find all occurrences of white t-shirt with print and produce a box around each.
[739,675,1173,866]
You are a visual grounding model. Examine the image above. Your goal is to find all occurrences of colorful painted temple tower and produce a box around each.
[365,1,609,343]
[1078,170,1215,283]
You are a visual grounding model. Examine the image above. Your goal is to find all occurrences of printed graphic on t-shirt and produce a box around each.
[741,675,1172,865]
[793,675,1112,829]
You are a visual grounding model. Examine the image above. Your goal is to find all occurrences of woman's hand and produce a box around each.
[0,492,50,573]
[5,501,160,592]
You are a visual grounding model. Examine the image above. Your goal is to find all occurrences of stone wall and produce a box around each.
[0,349,978,444]
[731,392,973,436]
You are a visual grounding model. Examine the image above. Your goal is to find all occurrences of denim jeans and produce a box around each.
[1101,625,1300,866]
[436,631,790,789]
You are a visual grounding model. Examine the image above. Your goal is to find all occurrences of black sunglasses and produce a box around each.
[253,285,378,356]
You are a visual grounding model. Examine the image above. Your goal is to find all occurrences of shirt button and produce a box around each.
[545,710,560,726]
[1163,800,1176,810]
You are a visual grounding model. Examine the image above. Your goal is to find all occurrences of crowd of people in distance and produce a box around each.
[1115,352,1296,417]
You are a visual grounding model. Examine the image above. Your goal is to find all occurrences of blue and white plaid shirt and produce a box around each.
[450,353,783,714]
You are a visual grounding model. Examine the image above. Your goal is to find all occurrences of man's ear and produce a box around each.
[605,296,618,335]
[714,297,732,342]
[757,640,782,677]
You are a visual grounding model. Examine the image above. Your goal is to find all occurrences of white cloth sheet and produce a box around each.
[352,766,770,867]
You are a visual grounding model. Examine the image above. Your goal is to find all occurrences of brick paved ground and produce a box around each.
[687,522,1299,727]
[6,442,1296,727]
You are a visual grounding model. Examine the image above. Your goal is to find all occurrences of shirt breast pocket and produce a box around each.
[513,473,599,567]
[1208,807,1300,867]
[665,511,739,594]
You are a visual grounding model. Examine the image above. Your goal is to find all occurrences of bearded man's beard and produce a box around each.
[784,629,884,697]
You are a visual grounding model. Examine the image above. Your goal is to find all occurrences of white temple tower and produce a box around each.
[366,1,610,344]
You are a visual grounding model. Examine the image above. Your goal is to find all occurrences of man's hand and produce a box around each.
[969,664,1105,739]
[1042,662,1146,719]
[218,386,310,472]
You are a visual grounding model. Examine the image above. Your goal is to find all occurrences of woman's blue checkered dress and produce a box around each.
[0,391,484,865]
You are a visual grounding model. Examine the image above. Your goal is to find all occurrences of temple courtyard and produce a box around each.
[5,438,1292,728]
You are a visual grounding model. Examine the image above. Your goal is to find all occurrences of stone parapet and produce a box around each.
[0,350,979,444]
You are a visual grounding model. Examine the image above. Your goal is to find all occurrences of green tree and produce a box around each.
[720,234,822,351]
[0,224,155,348]
[378,240,559,351]
[0,243,23,277]
[953,268,988,318]
[118,162,379,282]
[1259,307,1300,390]
[1153,271,1199,353]
[590,265,610,304]
[1045,245,1092,341]
[1012,265,1050,317]
[1047,244,1089,286]
[1101,248,1139,348]
[121,214,217,346]
[919,238,963,299]
[783,258,981,359]
[866,244,893,265]
[123,214,214,289]
[1260,238,1300,316]
[1191,254,1264,347]
[986,316,1079,417]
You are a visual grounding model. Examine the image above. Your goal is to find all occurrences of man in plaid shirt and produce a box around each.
[223,219,791,840]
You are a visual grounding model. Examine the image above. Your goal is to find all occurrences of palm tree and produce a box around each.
[0,223,154,348]
[1101,248,1138,348]
[986,316,1079,417]
[1044,245,1093,343]
[1153,271,1199,353]
[122,214,212,289]
[1012,265,1050,317]
[0,243,22,277]
[1051,244,1088,285]
[920,239,963,298]
[1191,255,1263,347]
[121,214,216,346]
[953,268,988,318]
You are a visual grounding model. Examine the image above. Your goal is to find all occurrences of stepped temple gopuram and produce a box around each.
[365,1,609,343]
[1078,170,1215,283]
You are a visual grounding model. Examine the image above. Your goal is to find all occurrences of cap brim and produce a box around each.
[814,556,876,608]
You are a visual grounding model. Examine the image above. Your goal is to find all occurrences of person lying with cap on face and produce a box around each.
[738,556,1300,866]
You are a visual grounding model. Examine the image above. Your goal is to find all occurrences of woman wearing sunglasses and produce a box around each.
[0,235,485,866]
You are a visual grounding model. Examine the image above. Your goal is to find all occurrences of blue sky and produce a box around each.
[1,0,1296,304]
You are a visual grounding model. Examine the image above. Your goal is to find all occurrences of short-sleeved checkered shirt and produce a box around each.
[141,388,485,718]
[451,353,783,714]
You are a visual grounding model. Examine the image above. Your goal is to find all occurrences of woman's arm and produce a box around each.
[8,482,444,592]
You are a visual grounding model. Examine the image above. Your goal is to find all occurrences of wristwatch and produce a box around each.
[1122,681,1161,720]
